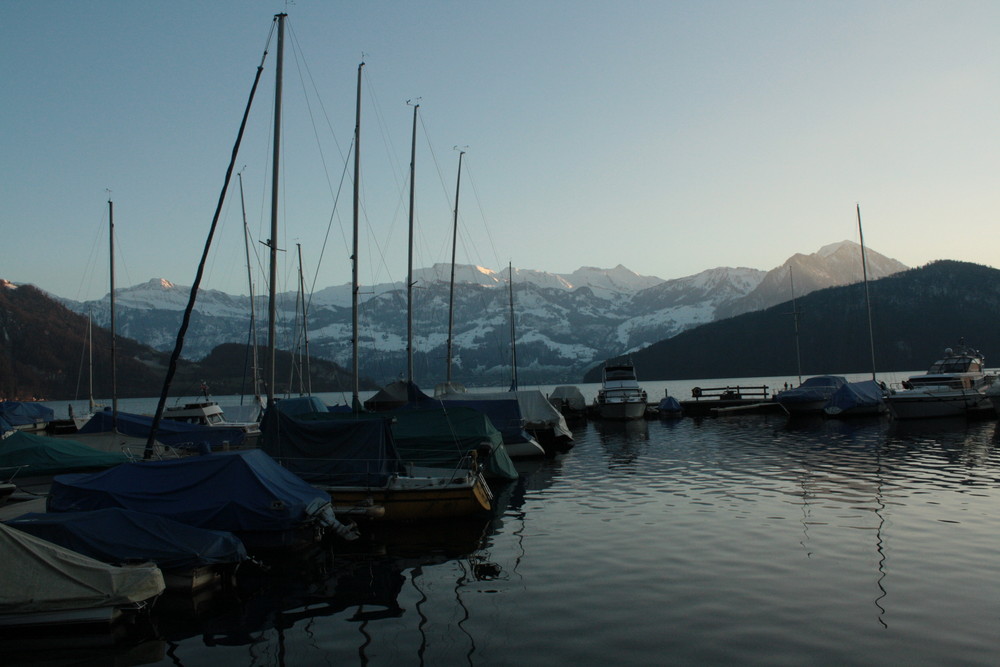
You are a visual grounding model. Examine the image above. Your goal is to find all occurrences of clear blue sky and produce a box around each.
[4,1,998,301]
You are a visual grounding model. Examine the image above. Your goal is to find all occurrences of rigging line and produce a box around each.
[461,159,504,272]
[145,22,273,457]
[307,142,353,309]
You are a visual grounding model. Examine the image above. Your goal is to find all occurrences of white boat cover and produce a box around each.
[0,522,164,615]
[548,386,586,412]
[441,390,572,441]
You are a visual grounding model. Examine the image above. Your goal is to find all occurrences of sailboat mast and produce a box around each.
[509,262,518,391]
[351,62,363,410]
[857,203,877,381]
[238,171,262,405]
[296,243,311,395]
[108,197,117,427]
[446,150,464,384]
[789,267,802,386]
[266,13,285,409]
[406,102,419,385]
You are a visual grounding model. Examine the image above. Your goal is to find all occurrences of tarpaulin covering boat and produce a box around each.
[0,402,53,431]
[47,450,337,550]
[822,380,888,417]
[0,522,164,616]
[77,408,248,450]
[0,431,127,477]
[6,508,248,572]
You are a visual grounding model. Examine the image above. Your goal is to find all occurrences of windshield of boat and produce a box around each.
[928,357,979,374]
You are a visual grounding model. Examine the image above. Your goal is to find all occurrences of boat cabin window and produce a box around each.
[928,357,977,374]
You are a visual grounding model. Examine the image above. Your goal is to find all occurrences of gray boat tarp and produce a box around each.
[7,508,248,572]
[823,380,887,415]
[0,522,164,615]
[548,386,587,412]
[0,431,127,478]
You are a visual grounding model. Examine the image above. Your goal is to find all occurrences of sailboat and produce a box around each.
[438,264,569,454]
[824,205,891,417]
[774,265,848,415]
[258,58,496,519]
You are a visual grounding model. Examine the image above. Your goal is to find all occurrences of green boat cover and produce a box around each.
[0,431,127,478]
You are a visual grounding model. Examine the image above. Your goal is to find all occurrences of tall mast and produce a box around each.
[857,203,877,381]
[406,101,419,385]
[238,171,261,406]
[509,262,518,392]
[351,61,363,411]
[108,197,117,428]
[446,150,464,384]
[296,243,311,395]
[789,266,802,386]
[87,308,95,413]
[266,13,285,409]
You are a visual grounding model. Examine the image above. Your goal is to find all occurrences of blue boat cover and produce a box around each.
[47,450,330,539]
[6,507,247,572]
[77,408,247,450]
[260,405,403,487]
[823,380,887,414]
[777,376,848,404]
[0,430,127,477]
[0,401,54,428]
[657,396,683,414]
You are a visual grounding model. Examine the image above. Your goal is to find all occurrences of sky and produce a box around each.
[4,1,999,302]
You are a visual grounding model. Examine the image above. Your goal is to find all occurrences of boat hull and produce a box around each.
[885,389,991,419]
[597,400,647,421]
[319,473,493,521]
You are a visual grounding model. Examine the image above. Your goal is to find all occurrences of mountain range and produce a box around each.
[44,240,905,387]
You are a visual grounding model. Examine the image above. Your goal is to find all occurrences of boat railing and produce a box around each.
[689,385,770,401]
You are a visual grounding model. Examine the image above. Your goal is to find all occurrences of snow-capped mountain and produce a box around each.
[55,241,906,385]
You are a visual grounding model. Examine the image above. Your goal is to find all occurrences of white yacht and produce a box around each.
[593,363,648,421]
[885,342,995,419]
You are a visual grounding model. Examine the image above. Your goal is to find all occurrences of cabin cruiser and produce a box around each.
[163,399,261,446]
[885,343,995,419]
[593,363,647,421]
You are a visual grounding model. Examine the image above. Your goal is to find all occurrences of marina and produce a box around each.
[3,373,1000,664]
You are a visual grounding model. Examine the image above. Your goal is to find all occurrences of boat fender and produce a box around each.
[692,387,702,398]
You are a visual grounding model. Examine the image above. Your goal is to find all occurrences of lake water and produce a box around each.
[13,374,1000,665]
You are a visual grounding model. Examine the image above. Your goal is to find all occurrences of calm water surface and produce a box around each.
[15,376,1000,665]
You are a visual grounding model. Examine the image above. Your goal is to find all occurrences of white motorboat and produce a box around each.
[593,363,647,421]
[163,399,261,446]
[885,342,996,419]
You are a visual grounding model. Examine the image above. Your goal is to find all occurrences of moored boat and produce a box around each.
[885,342,995,419]
[46,449,357,552]
[260,399,496,521]
[823,379,890,417]
[593,363,647,421]
[0,522,164,633]
[776,375,848,415]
